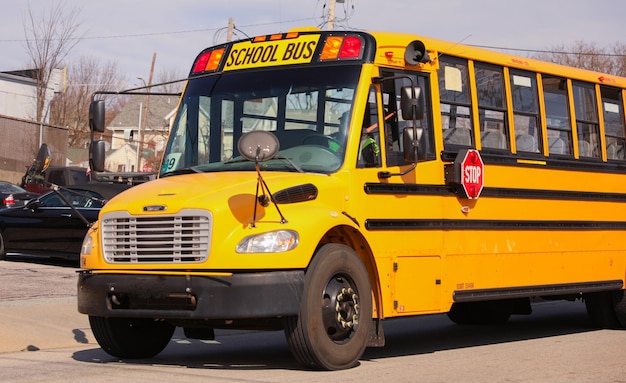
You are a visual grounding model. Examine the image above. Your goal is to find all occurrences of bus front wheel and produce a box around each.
[284,244,372,370]
[89,316,175,359]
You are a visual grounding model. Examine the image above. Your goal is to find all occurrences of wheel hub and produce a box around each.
[321,276,360,342]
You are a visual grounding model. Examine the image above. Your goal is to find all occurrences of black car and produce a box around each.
[0,183,131,261]
[0,181,39,208]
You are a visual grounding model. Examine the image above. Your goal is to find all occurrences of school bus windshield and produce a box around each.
[161,64,362,176]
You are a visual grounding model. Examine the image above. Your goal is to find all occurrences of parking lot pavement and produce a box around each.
[0,257,95,353]
[0,297,94,353]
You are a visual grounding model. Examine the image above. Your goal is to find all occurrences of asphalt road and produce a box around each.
[1,255,625,382]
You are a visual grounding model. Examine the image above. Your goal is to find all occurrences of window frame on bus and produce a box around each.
[542,75,573,157]
[474,62,510,153]
[571,81,601,160]
[510,69,543,155]
[438,55,474,150]
[601,85,626,161]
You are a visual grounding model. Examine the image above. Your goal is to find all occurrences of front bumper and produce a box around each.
[77,270,304,319]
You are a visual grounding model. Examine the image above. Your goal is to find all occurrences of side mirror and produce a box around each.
[31,144,51,175]
[90,140,106,172]
[89,100,106,133]
[400,86,425,121]
[26,199,42,211]
[402,127,428,162]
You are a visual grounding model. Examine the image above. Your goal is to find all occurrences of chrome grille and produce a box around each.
[101,209,211,263]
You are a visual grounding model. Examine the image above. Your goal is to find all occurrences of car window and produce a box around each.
[39,190,105,208]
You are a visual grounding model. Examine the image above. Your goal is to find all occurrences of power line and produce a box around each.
[468,44,626,58]
[3,16,624,58]
[0,17,317,43]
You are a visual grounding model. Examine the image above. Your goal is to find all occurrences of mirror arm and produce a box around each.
[377,162,417,179]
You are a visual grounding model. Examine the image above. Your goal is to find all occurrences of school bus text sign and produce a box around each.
[224,35,321,71]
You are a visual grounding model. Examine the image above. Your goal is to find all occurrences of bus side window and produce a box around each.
[572,82,600,159]
[510,71,541,154]
[543,75,572,156]
[439,56,473,149]
[601,86,626,161]
[475,63,509,151]
[357,86,381,168]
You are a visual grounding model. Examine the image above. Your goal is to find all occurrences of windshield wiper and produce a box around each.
[161,167,202,178]
[224,156,303,173]
[272,156,304,173]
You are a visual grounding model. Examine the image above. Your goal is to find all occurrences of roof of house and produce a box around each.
[108,95,177,131]
[67,147,89,164]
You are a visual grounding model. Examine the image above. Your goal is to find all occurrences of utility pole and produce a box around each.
[326,0,345,31]
[327,0,336,30]
[137,52,156,172]
[227,17,234,42]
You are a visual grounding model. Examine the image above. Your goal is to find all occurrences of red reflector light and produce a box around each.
[192,51,212,73]
[321,35,363,61]
[339,36,363,59]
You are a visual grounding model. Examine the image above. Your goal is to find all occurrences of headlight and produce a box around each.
[80,234,93,256]
[236,230,299,253]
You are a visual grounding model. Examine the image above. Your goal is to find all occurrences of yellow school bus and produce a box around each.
[79,27,626,370]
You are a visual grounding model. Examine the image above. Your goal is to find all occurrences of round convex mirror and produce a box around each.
[237,131,280,162]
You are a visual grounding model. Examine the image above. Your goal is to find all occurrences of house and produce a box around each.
[107,94,177,172]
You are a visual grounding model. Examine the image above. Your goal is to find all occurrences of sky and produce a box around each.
[1,0,624,87]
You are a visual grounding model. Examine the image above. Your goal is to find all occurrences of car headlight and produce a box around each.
[236,230,298,253]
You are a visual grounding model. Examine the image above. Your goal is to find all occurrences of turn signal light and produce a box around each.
[192,48,225,73]
[320,35,363,61]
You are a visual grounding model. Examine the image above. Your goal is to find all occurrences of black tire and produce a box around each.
[613,290,626,327]
[447,302,474,324]
[284,244,372,370]
[447,301,513,325]
[89,316,175,359]
[584,291,621,329]
[0,231,6,260]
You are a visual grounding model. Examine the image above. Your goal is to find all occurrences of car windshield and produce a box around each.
[160,64,362,176]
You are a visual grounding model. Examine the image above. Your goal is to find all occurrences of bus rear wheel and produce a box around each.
[284,244,372,370]
[584,291,621,329]
[89,316,175,359]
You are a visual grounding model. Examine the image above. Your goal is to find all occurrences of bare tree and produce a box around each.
[23,1,83,122]
[50,56,127,148]
[612,42,626,78]
[153,67,186,93]
[533,41,626,77]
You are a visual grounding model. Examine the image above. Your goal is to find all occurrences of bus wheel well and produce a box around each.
[318,225,382,321]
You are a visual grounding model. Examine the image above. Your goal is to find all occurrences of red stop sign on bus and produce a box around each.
[459,149,484,199]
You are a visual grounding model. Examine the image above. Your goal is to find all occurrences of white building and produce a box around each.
[0,68,64,122]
